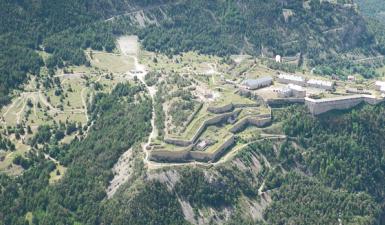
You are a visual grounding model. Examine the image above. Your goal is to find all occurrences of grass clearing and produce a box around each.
[90,51,134,73]
[49,164,67,184]
[0,142,30,176]
[211,86,255,107]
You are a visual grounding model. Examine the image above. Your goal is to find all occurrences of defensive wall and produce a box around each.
[207,103,260,114]
[149,135,235,162]
[265,95,384,115]
[266,98,305,107]
[164,110,241,146]
[305,95,384,115]
[230,116,272,133]
[178,103,203,134]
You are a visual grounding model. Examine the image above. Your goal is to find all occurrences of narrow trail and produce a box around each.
[353,55,384,62]
[104,2,181,22]
[16,98,27,124]
[3,96,21,118]
[32,94,38,117]
[44,153,59,164]
[38,92,60,113]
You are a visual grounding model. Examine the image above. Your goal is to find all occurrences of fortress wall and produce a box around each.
[229,118,249,133]
[164,110,241,146]
[180,103,204,133]
[266,98,305,106]
[207,104,234,114]
[151,136,235,163]
[256,113,272,119]
[164,139,192,147]
[363,96,385,105]
[207,103,259,114]
[232,103,260,108]
[149,146,192,162]
[305,97,364,115]
[248,117,272,127]
[303,95,385,115]
[230,116,272,133]
[190,135,235,162]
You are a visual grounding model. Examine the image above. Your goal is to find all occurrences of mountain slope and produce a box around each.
[138,0,374,58]
[355,0,385,23]
[0,0,381,108]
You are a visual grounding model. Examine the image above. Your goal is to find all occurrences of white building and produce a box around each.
[277,74,306,86]
[347,75,356,81]
[242,77,273,90]
[277,87,292,98]
[375,81,385,93]
[307,79,334,90]
[288,84,306,98]
[278,84,306,98]
[275,55,282,63]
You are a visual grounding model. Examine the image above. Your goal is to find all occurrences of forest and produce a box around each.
[0,83,152,224]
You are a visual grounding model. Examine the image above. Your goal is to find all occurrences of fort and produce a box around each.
[151,103,273,162]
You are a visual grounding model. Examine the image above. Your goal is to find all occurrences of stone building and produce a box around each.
[242,77,273,90]
[288,84,306,98]
[277,74,306,86]
[307,79,334,90]
[375,81,385,93]
[277,84,306,98]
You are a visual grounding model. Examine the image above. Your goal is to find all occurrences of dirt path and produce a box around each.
[38,92,60,113]
[354,55,384,62]
[16,98,27,124]
[44,153,59,164]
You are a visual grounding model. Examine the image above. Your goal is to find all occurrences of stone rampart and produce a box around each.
[149,146,192,162]
[230,116,272,133]
[179,103,204,133]
[207,104,234,114]
[190,135,235,162]
[266,98,305,107]
[207,103,259,114]
[305,95,385,115]
[164,110,241,146]
[150,136,235,162]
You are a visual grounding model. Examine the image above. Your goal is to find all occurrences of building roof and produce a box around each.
[243,77,272,87]
[278,74,305,82]
[278,88,292,94]
[307,79,333,87]
[288,83,304,91]
[375,81,385,87]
